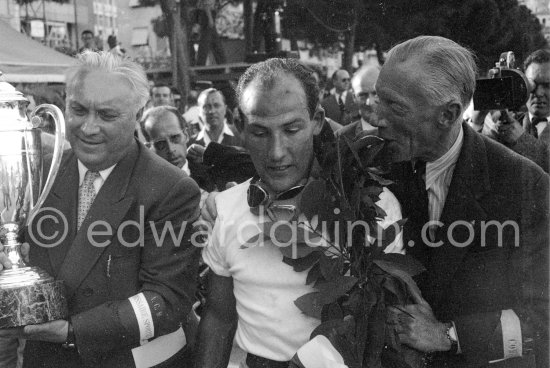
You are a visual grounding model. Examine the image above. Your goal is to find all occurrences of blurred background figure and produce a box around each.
[78,30,97,53]
[107,34,125,57]
[321,69,356,125]
[350,64,380,134]
[183,90,202,139]
[191,0,226,66]
[151,84,175,107]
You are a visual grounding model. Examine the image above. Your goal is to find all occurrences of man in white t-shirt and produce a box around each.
[194,58,403,368]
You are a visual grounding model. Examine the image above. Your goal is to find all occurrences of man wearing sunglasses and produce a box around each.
[321,69,357,125]
[194,58,403,368]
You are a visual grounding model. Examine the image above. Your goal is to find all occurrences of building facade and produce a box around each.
[0,0,119,55]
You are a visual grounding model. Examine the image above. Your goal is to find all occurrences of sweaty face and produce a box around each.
[333,70,351,94]
[525,62,550,119]
[373,60,442,162]
[199,92,227,130]
[145,113,188,168]
[66,70,138,171]
[152,87,173,107]
[241,75,323,194]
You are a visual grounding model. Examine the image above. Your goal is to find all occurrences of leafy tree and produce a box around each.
[284,0,547,72]
[15,0,69,3]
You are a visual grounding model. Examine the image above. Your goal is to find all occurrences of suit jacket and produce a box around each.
[23,141,201,367]
[321,92,357,126]
[508,114,550,173]
[390,123,549,368]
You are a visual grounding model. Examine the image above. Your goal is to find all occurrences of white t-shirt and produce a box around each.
[202,180,403,361]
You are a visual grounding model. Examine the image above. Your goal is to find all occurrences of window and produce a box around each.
[131,27,149,46]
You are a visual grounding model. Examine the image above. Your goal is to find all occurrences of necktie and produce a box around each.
[338,95,345,112]
[78,171,100,230]
[390,162,429,260]
[532,117,547,138]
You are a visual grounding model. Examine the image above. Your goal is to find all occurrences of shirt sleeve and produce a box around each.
[202,215,232,277]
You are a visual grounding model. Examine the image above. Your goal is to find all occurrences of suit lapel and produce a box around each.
[56,143,139,297]
[423,124,491,307]
[44,152,79,275]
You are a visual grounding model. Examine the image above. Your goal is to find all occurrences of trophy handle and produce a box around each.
[27,104,66,223]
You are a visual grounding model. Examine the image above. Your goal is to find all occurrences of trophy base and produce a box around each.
[0,269,68,328]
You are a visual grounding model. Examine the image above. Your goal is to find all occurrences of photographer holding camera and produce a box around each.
[472,49,550,172]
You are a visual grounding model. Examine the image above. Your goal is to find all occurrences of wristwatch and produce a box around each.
[446,322,459,354]
[62,321,77,350]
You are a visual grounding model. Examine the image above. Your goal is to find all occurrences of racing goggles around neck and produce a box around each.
[247,176,305,209]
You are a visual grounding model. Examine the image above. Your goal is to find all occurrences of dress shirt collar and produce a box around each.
[528,112,548,136]
[336,90,348,103]
[77,159,116,189]
[425,125,464,190]
[196,119,233,145]
[528,112,549,123]
[181,161,190,175]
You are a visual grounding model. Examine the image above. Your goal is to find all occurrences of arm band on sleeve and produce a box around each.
[500,309,522,359]
[128,293,155,343]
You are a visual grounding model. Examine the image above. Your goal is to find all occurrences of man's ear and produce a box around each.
[438,101,462,128]
[312,105,325,135]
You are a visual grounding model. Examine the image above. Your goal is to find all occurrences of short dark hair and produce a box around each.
[81,30,93,37]
[151,84,173,96]
[524,49,550,70]
[236,58,319,118]
[140,106,188,142]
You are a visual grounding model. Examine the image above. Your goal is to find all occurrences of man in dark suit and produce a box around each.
[336,64,381,140]
[375,36,549,367]
[321,69,357,125]
[482,50,550,173]
[0,52,201,367]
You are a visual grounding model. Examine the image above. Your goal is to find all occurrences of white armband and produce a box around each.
[128,293,155,343]
[501,309,522,359]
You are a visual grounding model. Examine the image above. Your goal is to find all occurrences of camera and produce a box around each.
[473,51,530,111]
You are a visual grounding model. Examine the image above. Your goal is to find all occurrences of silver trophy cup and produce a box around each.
[0,80,67,327]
